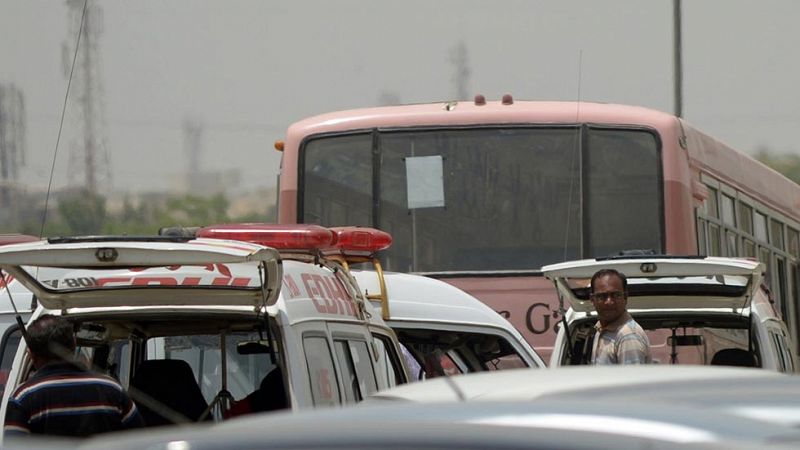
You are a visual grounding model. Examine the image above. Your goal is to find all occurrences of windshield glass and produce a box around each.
[302,127,662,272]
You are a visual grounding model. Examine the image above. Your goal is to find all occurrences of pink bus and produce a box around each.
[276,97,800,362]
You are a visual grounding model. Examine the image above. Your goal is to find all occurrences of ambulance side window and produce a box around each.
[334,339,378,403]
[302,335,340,407]
[371,334,406,388]
[333,341,359,403]
[0,326,22,399]
[769,327,794,372]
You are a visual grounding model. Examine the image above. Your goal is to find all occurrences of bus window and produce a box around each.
[755,212,768,242]
[303,133,373,226]
[776,257,788,319]
[725,230,738,256]
[708,224,721,256]
[760,247,773,287]
[739,202,754,235]
[721,194,736,227]
[792,262,800,353]
[697,218,708,255]
[789,228,799,257]
[771,219,785,251]
[742,238,757,259]
[706,187,719,219]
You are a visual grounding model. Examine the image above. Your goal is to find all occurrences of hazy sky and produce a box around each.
[2,0,799,194]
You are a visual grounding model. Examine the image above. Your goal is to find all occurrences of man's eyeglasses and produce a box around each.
[590,291,625,302]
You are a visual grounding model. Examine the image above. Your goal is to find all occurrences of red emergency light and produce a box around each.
[197,223,336,251]
[327,227,392,255]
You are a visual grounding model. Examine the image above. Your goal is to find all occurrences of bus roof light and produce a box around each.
[197,223,336,251]
[274,140,285,152]
[501,94,514,105]
[474,94,486,106]
[327,227,392,256]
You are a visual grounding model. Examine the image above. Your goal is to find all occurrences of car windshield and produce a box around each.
[302,127,662,272]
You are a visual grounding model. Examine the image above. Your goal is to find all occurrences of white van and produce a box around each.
[544,256,797,372]
[350,269,545,378]
[0,224,409,436]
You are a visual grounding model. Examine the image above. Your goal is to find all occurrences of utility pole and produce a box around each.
[64,0,110,195]
[673,0,684,118]
[0,84,26,208]
[449,41,471,100]
[183,116,204,192]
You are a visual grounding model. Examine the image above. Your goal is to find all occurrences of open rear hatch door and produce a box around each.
[542,257,764,313]
[0,238,282,310]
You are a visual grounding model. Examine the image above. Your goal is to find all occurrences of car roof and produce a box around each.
[70,400,800,450]
[367,365,785,403]
[351,270,518,330]
[541,256,763,312]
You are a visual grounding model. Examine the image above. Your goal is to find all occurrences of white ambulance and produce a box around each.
[0,224,409,436]
[544,256,797,372]
[350,269,545,378]
[193,225,546,378]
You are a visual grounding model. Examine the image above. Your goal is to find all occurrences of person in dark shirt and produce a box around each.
[225,368,288,418]
[4,314,144,438]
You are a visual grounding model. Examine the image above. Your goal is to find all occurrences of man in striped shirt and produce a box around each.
[590,269,652,365]
[4,314,144,438]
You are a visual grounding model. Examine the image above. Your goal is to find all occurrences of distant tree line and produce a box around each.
[3,148,798,237]
[11,190,275,237]
[755,148,800,185]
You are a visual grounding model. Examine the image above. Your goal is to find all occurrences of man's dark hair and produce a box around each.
[26,314,75,361]
[590,269,628,293]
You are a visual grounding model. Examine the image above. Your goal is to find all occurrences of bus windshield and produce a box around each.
[301,126,662,272]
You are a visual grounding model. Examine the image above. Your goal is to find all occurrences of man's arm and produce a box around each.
[4,398,31,438]
[120,395,145,429]
[617,334,650,364]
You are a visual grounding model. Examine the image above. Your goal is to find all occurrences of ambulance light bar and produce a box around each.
[197,224,392,256]
[197,224,336,250]
[327,227,392,255]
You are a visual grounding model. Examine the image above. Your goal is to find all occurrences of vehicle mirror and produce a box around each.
[75,323,107,345]
[237,340,271,355]
[667,335,703,346]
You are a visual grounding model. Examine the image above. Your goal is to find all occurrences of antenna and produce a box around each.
[183,115,204,192]
[562,50,583,262]
[448,41,471,100]
[0,84,27,214]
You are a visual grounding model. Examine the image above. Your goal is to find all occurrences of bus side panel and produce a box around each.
[434,276,558,363]
[661,119,696,255]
